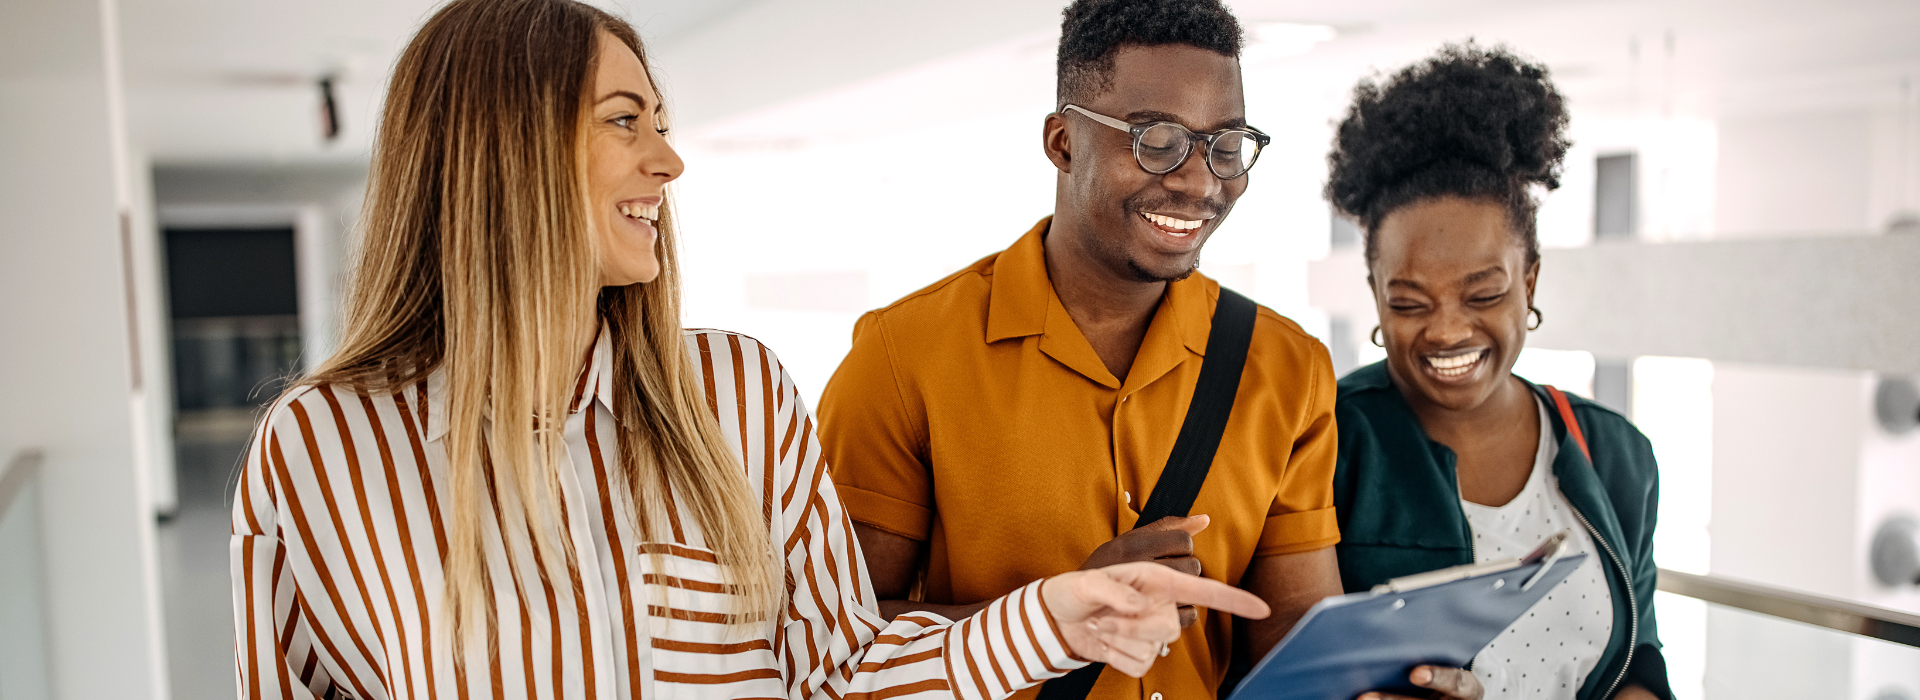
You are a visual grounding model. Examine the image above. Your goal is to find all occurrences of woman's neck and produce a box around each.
[573,312,602,372]
[1404,374,1536,454]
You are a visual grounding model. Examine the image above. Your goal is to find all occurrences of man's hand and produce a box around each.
[1042,562,1270,678]
[1359,666,1483,700]
[1078,515,1210,627]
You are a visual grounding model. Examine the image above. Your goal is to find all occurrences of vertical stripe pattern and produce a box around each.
[232,329,1085,700]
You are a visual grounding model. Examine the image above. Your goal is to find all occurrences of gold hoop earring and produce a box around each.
[1527,306,1543,331]
[1370,325,1385,347]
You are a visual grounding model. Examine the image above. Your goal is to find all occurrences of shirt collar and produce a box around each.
[423,322,614,442]
[985,215,1216,389]
[986,216,1214,352]
[984,217,1054,343]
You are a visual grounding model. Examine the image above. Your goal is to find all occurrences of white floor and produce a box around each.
[156,417,250,700]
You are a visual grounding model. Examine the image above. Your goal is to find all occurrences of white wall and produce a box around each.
[127,148,180,518]
[1709,364,1864,598]
[1716,110,1874,236]
[0,0,168,698]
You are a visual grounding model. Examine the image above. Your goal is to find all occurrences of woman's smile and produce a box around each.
[613,198,659,243]
[1422,346,1489,382]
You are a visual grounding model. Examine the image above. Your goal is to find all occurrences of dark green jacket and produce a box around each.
[1332,362,1673,700]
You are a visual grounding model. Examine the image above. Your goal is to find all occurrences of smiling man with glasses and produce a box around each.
[817,1,1345,699]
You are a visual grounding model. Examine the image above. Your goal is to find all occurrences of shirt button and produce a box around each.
[1151,693,1164,700]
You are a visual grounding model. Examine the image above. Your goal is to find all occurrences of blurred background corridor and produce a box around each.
[3,0,1919,698]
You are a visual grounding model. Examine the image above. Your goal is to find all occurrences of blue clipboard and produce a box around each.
[1227,543,1589,700]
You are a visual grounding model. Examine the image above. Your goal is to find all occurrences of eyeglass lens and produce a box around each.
[1135,124,1257,178]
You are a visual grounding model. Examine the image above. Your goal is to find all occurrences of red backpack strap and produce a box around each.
[1545,385,1591,463]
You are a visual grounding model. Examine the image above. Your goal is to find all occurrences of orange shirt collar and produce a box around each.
[986,215,1217,388]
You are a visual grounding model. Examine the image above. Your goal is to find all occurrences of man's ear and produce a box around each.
[1043,111,1072,173]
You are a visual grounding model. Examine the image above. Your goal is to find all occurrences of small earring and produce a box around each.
[1370,325,1385,347]
[1527,306,1543,331]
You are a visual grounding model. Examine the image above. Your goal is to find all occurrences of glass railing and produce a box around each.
[0,448,51,700]
[7,434,1917,700]
[1657,568,1920,699]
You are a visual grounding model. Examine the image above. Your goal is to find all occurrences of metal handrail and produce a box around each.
[0,448,43,519]
[1658,567,1920,648]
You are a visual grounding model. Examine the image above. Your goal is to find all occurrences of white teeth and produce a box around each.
[1142,212,1204,232]
[1425,349,1486,377]
[617,202,659,222]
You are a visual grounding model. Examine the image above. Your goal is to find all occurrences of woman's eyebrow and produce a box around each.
[1462,266,1507,285]
[596,90,648,110]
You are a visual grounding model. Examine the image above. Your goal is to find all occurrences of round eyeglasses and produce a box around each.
[1061,104,1270,180]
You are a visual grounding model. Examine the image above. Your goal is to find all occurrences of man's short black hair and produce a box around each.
[1325,42,1571,269]
[1056,0,1244,107]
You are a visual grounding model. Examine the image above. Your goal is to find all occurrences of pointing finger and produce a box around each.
[1106,563,1270,620]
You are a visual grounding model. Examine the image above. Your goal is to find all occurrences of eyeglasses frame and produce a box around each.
[1060,103,1271,180]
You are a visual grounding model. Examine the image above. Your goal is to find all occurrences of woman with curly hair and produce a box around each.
[1326,44,1672,700]
[227,1,1267,698]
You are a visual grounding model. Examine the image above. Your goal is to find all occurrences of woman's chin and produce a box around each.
[599,261,659,287]
[1396,359,1502,413]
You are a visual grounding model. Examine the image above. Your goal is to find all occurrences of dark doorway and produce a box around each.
[163,227,303,411]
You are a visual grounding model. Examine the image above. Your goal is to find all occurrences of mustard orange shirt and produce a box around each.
[819,218,1340,699]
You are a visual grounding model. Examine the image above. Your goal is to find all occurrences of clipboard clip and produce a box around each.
[1520,529,1573,591]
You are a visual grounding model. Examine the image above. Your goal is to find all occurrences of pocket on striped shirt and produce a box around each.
[635,543,783,697]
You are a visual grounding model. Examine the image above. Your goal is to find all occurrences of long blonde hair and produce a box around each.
[307,0,781,652]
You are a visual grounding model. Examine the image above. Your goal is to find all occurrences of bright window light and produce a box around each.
[1632,356,1713,700]
[1244,23,1338,63]
[1512,347,1597,398]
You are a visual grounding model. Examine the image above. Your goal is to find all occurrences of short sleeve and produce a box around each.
[1254,345,1342,557]
[817,310,936,541]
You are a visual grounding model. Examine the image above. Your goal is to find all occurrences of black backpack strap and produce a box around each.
[1036,287,1259,700]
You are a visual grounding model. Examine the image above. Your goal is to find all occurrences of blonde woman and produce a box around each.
[228,0,1263,698]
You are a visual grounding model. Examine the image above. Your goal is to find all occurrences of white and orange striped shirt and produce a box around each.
[231,328,1086,700]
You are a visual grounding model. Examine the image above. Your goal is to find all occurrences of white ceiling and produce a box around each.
[117,0,1920,165]
[117,0,758,162]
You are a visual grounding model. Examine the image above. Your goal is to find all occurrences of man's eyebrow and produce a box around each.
[1121,110,1248,131]
[596,90,649,110]
[1385,279,1425,291]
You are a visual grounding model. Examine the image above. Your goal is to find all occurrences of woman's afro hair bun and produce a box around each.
[1326,41,1571,261]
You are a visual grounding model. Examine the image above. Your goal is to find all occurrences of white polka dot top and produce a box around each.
[1459,396,1614,700]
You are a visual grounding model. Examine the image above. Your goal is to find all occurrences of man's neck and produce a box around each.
[1043,216,1167,381]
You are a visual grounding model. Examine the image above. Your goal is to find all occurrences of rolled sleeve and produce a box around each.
[835,483,934,541]
[1254,506,1341,557]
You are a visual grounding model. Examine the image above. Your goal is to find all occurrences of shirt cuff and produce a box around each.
[1253,506,1342,557]
[944,580,1088,700]
[837,483,933,541]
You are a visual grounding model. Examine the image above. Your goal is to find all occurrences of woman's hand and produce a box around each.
[1359,665,1483,700]
[1041,562,1270,678]
[1613,683,1660,699]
